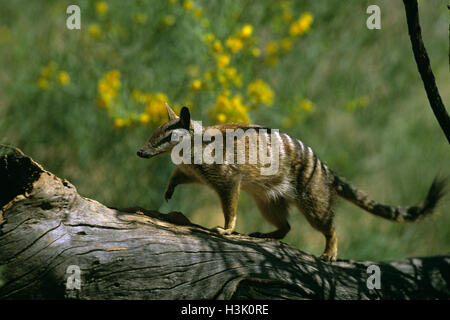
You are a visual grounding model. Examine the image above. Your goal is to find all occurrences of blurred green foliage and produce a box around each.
[0,0,448,261]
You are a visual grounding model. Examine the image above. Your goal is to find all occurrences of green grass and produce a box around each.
[0,0,448,261]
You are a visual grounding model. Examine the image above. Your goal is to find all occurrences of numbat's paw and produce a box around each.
[319,253,337,262]
[212,226,234,236]
[164,186,174,202]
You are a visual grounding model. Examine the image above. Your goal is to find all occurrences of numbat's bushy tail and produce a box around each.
[138,104,448,262]
[333,175,447,222]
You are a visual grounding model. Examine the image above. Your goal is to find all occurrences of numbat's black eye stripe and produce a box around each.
[155,134,173,146]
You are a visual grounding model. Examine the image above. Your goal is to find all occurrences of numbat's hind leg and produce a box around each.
[298,203,338,262]
[319,225,338,262]
[249,197,291,239]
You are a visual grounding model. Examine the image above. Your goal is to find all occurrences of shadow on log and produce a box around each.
[0,145,449,300]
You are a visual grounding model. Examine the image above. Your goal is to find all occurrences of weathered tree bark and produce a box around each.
[403,0,450,143]
[0,145,449,300]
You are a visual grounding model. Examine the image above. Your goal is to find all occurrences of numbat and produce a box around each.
[137,104,446,261]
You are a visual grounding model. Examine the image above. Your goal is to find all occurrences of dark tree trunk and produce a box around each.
[403,0,450,143]
[0,145,449,300]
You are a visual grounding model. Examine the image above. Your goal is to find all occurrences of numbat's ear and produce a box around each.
[179,106,191,130]
[165,102,178,121]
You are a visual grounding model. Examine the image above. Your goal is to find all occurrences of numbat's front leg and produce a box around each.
[212,180,241,236]
[164,168,197,202]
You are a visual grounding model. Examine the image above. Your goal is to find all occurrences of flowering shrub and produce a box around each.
[36,0,316,128]
[37,62,70,90]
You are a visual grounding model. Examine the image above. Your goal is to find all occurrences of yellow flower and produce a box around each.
[114,118,125,129]
[204,33,214,43]
[98,81,108,94]
[217,74,227,84]
[247,79,274,106]
[58,71,70,85]
[98,80,109,95]
[217,113,227,123]
[239,24,253,38]
[203,71,213,80]
[40,62,57,78]
[225,67,237,79]
[299,99,314,113]
[226,36,243,53]
[230,95,250,123]
[211,92,249,124]
[191,79,202,91]
[251,47,261,57]
[215,95,228,111]
[141,92,170,124]
[280,38,292,51]
[105,70,121,90]
[163,15,175,27]
[88,24,102,39]
[289,13,314,36]
[183,0,194,11]
[217,54,230,68]
[139,113,150,124]
[37,77,50,90]
[97,70,121,109]
[106,79,119,92]
[233,76,242,87]
[194,8,203,18]
[134,13,148,25]
[95,1,108,15]
[141,92,153,103]
[102,88,116,100]
[107,70,120,79]
[40,67,52,78]
[212,40,223,54]
[131,89,142,101]
[265,41,278,55]
[223,67,241,87]
[289,22,299,36]
[96,96,112,108]
[282,12,293,23]
[300,13,314,30]
[154,92,169,104]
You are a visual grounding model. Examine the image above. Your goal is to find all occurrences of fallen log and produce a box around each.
[0,145,449,299]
